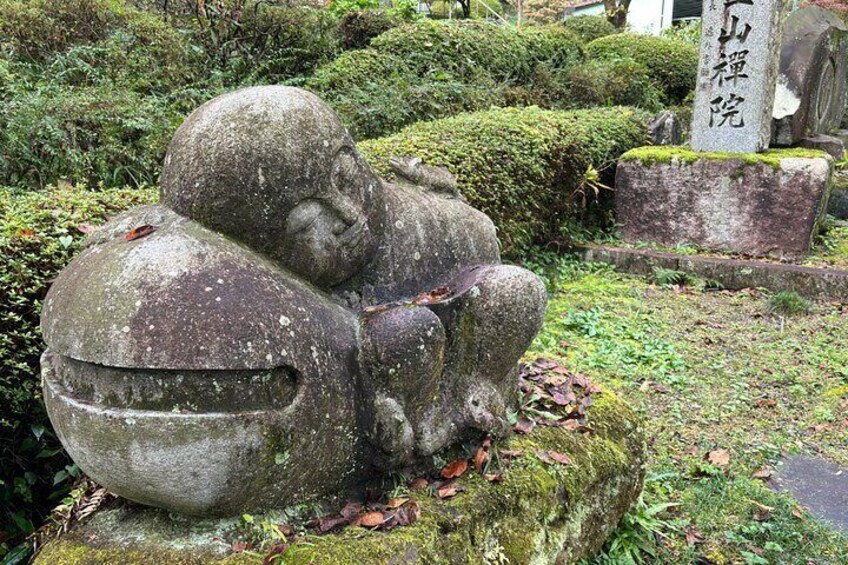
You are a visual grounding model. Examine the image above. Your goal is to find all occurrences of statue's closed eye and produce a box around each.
[286,200,325,235]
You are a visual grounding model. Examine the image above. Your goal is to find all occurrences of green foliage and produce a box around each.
[359,106,650,255]
[561,14,617,44]
[589,492,677,564]
[307,21,585,139]
[586,33,698,105]
[1,85,181,189]
[0,184,156,555]
[328,0,380,16]
[767,291,812,316]
[534,57,663,113]
[651,267,693,287]
[339,10,401,50]
[661,18,702,47]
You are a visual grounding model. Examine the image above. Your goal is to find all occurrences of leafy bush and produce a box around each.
[660,18,702,48]
[308,21,584,139]
[339,10,401,50]
[0,85,182,189]
[359,105,650,254]
[532,57,664,113]
[561,14,617,44]
[0,184,156,557]
[586,33,698,105]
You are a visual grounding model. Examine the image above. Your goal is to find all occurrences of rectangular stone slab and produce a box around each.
[615,148,833,258]
[691,0,786,153]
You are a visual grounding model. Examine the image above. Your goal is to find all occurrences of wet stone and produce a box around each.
[771,454,848,535]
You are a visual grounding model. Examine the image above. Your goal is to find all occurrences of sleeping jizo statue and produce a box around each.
[40,86,547,516]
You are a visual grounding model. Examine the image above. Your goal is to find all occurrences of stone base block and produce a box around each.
[615,147,834,259]
[34,390,645,565]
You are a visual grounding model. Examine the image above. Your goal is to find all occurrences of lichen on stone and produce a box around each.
[621,145,830,170]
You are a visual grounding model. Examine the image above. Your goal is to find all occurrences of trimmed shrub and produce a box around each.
[369,20,582,84]
[561,14,618,44]
[339,10,401,49]
[586,33,698,104]
[308,21,584,139]
[0,184,156,554]
[531,57,664,113]
[359,105,650,254]
[0,85,182,189]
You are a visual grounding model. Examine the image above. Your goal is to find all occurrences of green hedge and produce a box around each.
[339,10,401,50]
[307,21,584,139]
[359,105,651,254]
[561,14,618,44]
[585,33,698,105]
[0,185,156,555]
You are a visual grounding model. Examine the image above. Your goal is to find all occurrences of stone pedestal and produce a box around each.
[33,389,646,565]
[615,147,833,259]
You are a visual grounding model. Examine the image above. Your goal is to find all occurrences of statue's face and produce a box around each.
[160,86,386,288]
[280,146,384,287]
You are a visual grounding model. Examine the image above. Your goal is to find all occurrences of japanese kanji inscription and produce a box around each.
[691,0,787,153]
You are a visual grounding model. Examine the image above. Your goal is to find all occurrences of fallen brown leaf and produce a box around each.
[751,468,772,480]
[513,417,535,434]
[409,477,429,490]
[124,224,156,241]
[536,450,572,466]
[437,482,460,499]
[356,511,385,528]
[707,449,730,468]
[484,471,503,483]
[441,458,469,479]
[232,541,249,553]
[684,525,705,545]
[473,447,489,471]
[386,497,409,509]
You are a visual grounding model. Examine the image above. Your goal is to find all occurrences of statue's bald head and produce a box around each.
[161,86,384,287]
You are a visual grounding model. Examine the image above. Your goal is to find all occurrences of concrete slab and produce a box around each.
[771,455,848,535]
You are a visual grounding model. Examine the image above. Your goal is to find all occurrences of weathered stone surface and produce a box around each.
[771,455,848,535]
[799,134,845,160]
[33,389,646,565]
[772,6,848,146]
[691,0,787,153]
[575,244,848,301]
[828,169,848,219]
[616,147,834,258]
[41,86,547,516]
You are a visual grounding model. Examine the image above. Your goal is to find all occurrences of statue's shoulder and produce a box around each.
[42,205,356,371]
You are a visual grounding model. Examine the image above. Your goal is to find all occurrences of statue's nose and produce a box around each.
[326,190,361,227]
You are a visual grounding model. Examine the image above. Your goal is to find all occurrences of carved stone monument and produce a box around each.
[40,86,547,516]
[691,0,787,153]
[616,0,836,259]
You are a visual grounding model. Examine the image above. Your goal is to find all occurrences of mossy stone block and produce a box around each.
[34,389,645,565]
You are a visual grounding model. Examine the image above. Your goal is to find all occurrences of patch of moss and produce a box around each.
[621,146,829,170]
[34,390,644,565]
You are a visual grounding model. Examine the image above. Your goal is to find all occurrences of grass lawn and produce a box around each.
[526,255,848,564]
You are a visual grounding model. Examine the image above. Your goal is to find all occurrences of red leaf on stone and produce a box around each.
[441,458,469,479]
[513,417,535,434]
[413,286,452,305]
[77,223,97,234]
[124,224,156,241]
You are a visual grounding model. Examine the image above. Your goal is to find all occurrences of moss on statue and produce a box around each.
[621,145,829,170]
[34,390,644,565]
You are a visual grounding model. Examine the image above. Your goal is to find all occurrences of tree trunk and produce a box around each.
[603,0,630,29]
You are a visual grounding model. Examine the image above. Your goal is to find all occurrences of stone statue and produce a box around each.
[40,86,546,516]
